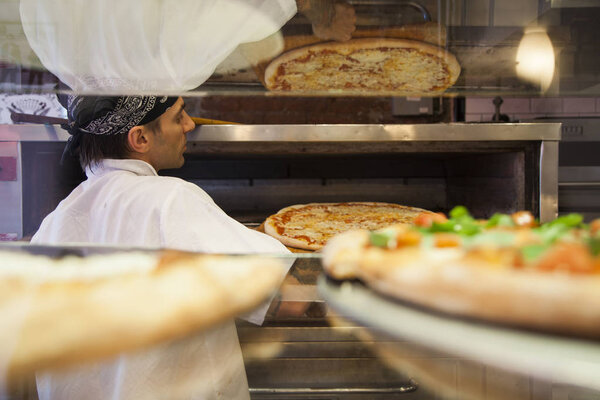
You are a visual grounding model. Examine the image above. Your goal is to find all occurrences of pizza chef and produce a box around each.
[30,95,291,399]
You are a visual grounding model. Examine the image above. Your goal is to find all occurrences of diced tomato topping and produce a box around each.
[512,252,525,269]
[413,212,448,228]
[511,211,537,228]
[534,243,599,275]
[590,219,600,236]
[434,233,461,248]
[396,230,422,247]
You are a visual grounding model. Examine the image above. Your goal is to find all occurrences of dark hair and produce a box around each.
[78,132,132,170]
[78,118,162,170]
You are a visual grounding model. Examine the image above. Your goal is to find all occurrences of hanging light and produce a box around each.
[515,27,556,92]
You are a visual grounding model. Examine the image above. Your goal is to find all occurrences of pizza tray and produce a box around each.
[317,275,600,392]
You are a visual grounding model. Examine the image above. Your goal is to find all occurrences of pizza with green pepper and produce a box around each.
[322,206,600,337]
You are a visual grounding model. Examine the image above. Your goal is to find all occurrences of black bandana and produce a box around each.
[60,95,177,165]
[65,95,178,136]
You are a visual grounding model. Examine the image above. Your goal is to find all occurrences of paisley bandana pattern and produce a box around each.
[81,96,157,136]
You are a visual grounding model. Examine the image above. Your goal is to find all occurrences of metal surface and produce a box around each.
[249,386,417,395]
[525,118,600,221]
[551,0,600,7]
[539,141,559,222]
[349,0,431,21]
[559,182,600,187]
[0,123,562,143]
[317,276,600,393]
[560,167,600,182]
[190,123,561,143]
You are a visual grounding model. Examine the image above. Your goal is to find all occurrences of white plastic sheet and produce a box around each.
[19,0,296,92]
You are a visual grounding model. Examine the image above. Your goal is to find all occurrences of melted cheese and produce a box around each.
[272,47,451,92]
[270,203,429,247]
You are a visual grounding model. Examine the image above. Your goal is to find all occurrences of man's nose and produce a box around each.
[183,112,195,133]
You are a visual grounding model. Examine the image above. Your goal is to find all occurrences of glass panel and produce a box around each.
[0,1,599,97]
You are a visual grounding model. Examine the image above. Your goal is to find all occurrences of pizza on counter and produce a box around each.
[322,206,600,337]
[264,38,460,94]
[263,202,436,251]
[0,250,285,380]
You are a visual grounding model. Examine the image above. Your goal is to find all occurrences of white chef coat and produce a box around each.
[31,158,292,400]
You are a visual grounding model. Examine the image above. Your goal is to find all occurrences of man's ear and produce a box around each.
[127,126,151,154]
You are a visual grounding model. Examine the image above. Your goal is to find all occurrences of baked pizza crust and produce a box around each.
[264,38,460,94]
[323,230,600,337]
[0,251,285,381]
[264,202,434,251]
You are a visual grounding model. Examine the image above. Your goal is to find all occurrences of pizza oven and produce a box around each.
[167,123,559,224]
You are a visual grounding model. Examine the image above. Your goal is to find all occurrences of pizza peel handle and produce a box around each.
[191,117,239,125]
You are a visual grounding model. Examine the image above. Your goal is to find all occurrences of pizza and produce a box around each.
[263,202,436,251]
[322,206,600,337]
[0,249,286,381]
[264,38,460,94]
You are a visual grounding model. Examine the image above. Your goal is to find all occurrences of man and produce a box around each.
[32,95,291,400]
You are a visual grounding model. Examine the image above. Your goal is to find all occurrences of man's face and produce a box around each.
[146,97,195,171]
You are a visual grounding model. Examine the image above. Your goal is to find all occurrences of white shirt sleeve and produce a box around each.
[159,182,293,325]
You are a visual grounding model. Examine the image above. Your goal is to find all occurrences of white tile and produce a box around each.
[512,113,542,122]
[552,113,580,118]
[485,367,530,399]
[578,113,600,117]
[563,97,595,113]
[494,0,538,26]
[500,98,530,113]
[465,0,490,26]
[466,97,495,113]
[456,361,485,400]
[531,98,562,114]
[480,113,494,122]
[447,0,465,26]
[596,98,600,112]
[465,114,481,122]
[530,378,552,400]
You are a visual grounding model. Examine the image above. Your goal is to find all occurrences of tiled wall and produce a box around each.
[465,97,600,122]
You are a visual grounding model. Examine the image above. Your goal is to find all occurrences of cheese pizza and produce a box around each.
[0,250,285,380]
[322,206,600,337]
[264,38,460,94]
[264,202,436,251]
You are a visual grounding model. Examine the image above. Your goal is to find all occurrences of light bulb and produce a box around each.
[516,28,556,92]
